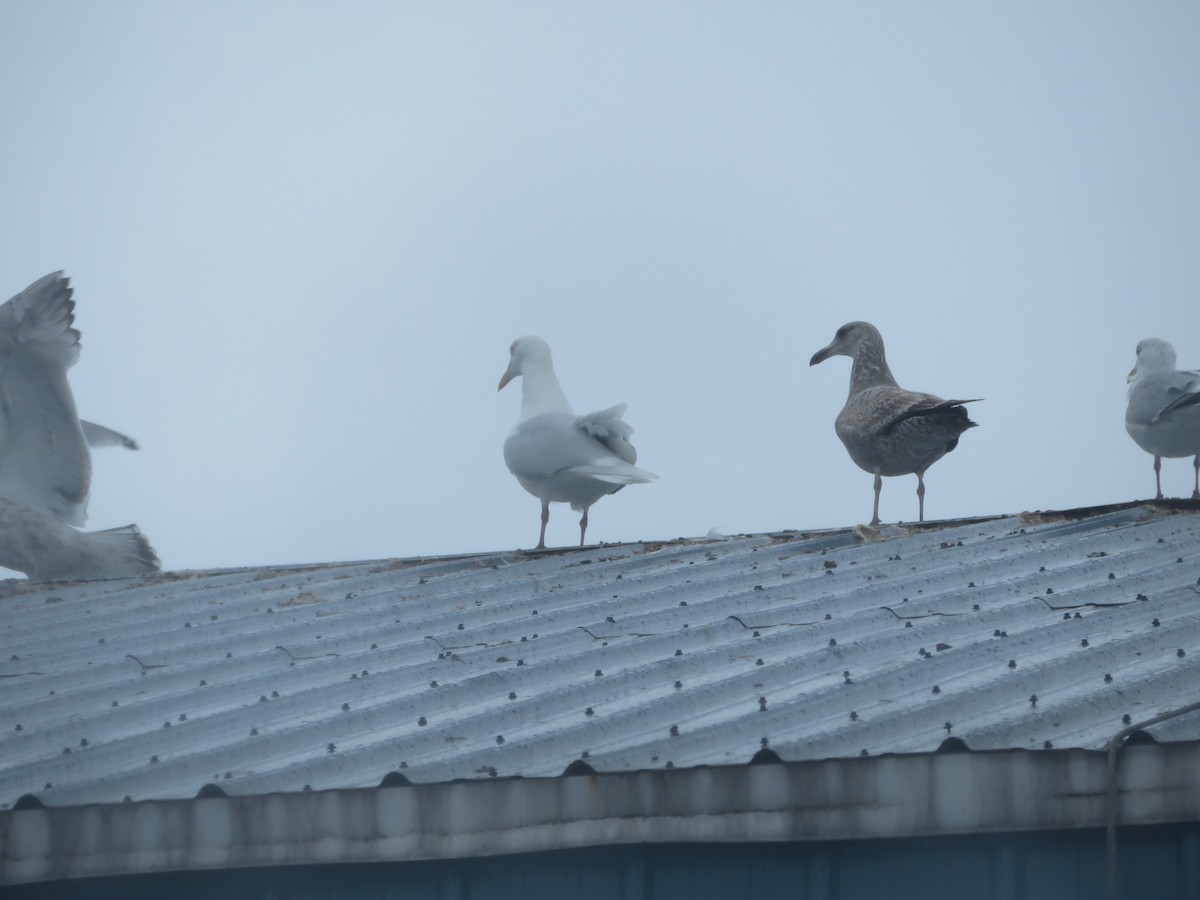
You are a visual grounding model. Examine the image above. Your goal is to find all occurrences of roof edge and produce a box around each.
[3,742,1199,885]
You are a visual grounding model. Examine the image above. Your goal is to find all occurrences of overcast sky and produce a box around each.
[1,2,1197,575]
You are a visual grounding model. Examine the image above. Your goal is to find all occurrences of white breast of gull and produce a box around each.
[1125,337,1200,499]
[810,321,979,526]
[0,271,159,579]
[498,336,657,549]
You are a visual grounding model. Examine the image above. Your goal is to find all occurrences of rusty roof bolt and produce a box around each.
[1029,694,1038,706]
[850,711,859,721]
[1104,673,1113,683]
[669,724,679,736]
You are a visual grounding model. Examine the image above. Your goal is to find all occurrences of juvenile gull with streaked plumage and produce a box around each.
[1125,337,1200,499]
[498,336,657,550]
[810,321,979,526]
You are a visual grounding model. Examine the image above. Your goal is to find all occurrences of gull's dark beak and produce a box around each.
[809,346,832,366]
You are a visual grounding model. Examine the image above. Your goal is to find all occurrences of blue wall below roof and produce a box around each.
[5,824,1199,900]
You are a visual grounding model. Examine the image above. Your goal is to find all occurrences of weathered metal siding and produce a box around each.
[4,825,1200,900]
[2,502,1199,809]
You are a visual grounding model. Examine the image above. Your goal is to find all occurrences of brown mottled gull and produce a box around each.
[0,271,160,579]
[498,336,657,550]
[1125,338,1200,499]
[810,321,979,526]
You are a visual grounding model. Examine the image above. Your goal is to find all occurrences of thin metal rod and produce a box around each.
[1105,698,1200,900]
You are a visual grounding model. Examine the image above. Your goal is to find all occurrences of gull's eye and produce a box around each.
[835,325,849,339]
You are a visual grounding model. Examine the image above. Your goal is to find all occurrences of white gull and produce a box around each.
[498,336,657,549]
[0,271,159,579]
[1125,337,1200,499]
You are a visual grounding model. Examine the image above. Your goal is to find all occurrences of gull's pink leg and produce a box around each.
[536,502,550,550]
[871,473,882,526]
[579,508,589,547]
[1154,456,1164,500]
[916,472,927,522]
[1193,454,1199,500]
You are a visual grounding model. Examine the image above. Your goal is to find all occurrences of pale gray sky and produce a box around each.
[1,2,1197,574]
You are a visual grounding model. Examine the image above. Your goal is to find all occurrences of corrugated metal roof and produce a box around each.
[2,501,1199,809]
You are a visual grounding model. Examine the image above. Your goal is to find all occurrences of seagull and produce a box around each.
[810,321,979,526]
[0,271,160,580]
[498,336,657,549]
[1125,338,1200,500]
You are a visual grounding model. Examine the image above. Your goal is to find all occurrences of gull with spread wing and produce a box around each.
[498,336,656,549]
[0,271,159,579]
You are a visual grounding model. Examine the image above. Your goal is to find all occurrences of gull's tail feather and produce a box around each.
[72,525,161,578]
[569,459,659,485]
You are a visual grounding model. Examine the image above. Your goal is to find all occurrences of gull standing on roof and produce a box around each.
[0,271,160,579]
[1125,338,1200,500]
[810,321,980,526]
[498,336,657,549]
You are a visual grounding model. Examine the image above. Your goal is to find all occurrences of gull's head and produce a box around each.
[498,335,553,391]
[809,321,881,366]
[1129,337,1176,383]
